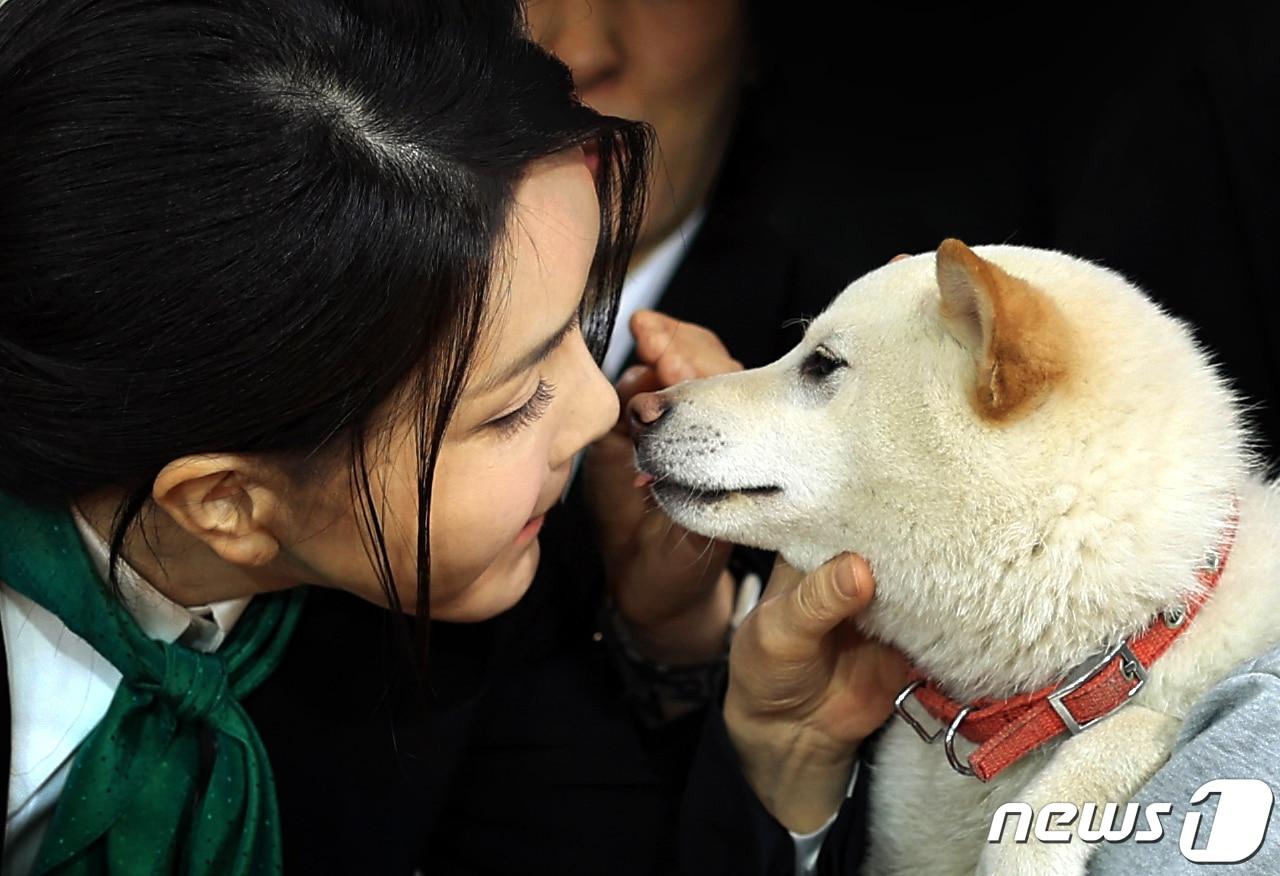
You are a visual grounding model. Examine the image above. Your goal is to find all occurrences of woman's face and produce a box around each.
[292,150,617,620]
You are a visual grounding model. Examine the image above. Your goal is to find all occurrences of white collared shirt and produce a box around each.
[1,510,251,876]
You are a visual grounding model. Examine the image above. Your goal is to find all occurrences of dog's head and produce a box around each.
[632,240,1245,694]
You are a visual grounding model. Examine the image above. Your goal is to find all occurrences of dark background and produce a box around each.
[715,0,1278,462]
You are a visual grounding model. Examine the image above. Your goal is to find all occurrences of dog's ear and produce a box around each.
[936,239,1070,421]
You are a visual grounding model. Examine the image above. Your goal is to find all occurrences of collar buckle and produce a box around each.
[1046,640,1147,734]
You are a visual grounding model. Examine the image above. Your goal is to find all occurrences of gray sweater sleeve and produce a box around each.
[1088,645,1280,874]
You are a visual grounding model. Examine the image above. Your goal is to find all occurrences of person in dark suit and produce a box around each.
[0,1,904,874]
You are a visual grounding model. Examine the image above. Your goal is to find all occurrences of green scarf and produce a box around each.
[0,491,306,875]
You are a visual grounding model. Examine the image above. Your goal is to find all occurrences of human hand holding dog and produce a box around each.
[725,553,909,833]
[583,310,742,665]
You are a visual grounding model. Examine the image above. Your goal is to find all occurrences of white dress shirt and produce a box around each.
[1,510,250,876]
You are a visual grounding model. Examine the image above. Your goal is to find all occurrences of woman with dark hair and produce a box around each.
[0,0,903,873]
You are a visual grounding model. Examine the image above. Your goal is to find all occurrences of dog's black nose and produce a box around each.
[627,391,669,433]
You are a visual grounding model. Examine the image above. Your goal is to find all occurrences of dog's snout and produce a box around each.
[627,391,670,433]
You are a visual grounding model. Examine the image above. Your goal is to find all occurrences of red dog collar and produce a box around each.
[894,516,1238,782]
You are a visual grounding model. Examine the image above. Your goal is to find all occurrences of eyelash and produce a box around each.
[491,379,556,438]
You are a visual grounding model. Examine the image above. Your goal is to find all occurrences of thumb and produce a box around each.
[780,553,874,642]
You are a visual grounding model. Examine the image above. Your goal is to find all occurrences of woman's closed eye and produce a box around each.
[489,379,556,438]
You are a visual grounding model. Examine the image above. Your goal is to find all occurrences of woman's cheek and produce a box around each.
[493,445,551,537]
[431,446,544,584]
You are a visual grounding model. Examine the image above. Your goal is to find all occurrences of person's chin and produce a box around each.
[434,536,541,623]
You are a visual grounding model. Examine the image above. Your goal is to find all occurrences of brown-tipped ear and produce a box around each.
[936,239,1071,421]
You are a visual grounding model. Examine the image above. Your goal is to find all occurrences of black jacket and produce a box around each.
[241,493,868,874]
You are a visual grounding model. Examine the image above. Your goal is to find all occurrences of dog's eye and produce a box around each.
[800,346,847,380]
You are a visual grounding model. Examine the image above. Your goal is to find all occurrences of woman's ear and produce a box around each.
[152,455,285,568]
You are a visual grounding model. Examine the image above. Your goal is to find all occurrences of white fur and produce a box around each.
[636,245,1280,874]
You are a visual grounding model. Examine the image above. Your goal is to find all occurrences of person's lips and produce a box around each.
[515,478,567,546]
[515,513,545,544]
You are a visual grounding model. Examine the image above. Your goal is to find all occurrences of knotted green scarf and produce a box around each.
[0,491,306,875]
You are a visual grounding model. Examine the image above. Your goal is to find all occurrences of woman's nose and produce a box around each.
[627,391,669,432]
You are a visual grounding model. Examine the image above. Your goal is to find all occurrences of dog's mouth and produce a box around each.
[641,472,783,506]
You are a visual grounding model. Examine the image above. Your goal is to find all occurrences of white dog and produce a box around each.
[631,240,1280,874]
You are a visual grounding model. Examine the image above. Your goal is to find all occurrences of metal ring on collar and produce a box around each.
[894,679,944,744]
[944,706,976,777]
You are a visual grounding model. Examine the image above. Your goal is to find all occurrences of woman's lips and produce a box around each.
[517,475,568,546]
[515,514,545,545]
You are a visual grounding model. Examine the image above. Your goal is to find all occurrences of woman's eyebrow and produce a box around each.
[477,306,580,394]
